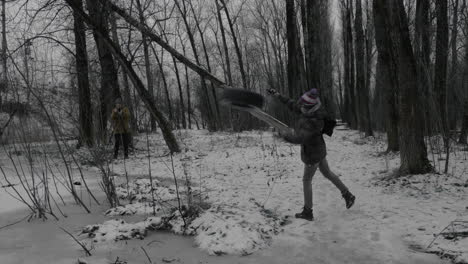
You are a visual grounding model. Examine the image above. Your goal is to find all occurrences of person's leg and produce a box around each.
[123,133,129,158]
[318,158,348,193]
[319,158,355,209]
[114,134,121,158]
[296,163,318,220]
[303,163,319,209]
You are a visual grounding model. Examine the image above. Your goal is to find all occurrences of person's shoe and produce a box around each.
[295,207,314,221]
[342,191,355,209]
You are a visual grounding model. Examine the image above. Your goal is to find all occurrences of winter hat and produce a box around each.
[299,88,320,106]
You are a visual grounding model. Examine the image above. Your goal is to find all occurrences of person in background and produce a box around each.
[268,88,355,221]
[111,98,131,159]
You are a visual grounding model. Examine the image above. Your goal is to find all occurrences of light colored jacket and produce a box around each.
[111,107,131,134]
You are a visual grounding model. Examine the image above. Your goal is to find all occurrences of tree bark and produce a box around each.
[286,0,306,98]
[0,0,7,109]
[85,0,121,141]
[343,0,358,128]
[448,0,460,129]
[459,16,468,144]
[71,0,93,147]
[172,52,186,129]
[355,0,372,136]
[434,0,449,135]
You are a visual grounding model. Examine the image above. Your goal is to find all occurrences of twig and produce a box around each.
[141,246,153,264]
[59,227,92,256]
[427,222,453,249]
[0,214,30,231]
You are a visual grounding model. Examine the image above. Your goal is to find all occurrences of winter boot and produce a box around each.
[342,190,355,209]
[295,207,314,221]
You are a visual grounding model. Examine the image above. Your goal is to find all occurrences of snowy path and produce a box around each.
[178,130,452,264]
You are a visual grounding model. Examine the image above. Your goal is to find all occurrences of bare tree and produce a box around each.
[373,0,432,174]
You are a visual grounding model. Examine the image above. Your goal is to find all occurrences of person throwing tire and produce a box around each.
[268,88,355,221]
[111,98,131,159]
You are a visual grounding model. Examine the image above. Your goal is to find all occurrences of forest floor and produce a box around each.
[0,126,467,264]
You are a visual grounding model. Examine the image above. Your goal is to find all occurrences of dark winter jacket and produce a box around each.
[277,95,327,165]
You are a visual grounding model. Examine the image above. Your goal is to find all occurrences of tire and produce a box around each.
[221,88,264,108]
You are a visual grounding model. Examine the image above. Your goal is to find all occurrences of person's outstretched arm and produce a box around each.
[267,89,301,114]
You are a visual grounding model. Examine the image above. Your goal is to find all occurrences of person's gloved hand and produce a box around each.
[267,89,279,96]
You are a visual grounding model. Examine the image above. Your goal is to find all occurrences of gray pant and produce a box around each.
[303,158,348,210]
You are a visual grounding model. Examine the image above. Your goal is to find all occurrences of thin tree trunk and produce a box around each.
[0,0,6,109]
[219,0,247,89]
[136,0,156,131]
[216,0,232,86]
[172,54,186,129]
[448,0,459,130]
[151,44,173,124]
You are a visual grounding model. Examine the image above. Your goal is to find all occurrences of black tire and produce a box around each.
[221,88,264,108]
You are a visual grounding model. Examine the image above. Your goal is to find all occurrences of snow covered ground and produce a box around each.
[0,127,467,263]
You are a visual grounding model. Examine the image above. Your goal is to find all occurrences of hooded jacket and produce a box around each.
[278,95,327,164]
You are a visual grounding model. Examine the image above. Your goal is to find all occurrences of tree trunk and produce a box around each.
[66,0,180,153]
[286,0,306,98]
[136,0,156,131]
[151,44,173,125]
[215,0,232,85]
[85,0,121,141]
[172,55,186,129]
[180,43,192,129]
[0,0,7,109]
[376,54,399,151]
[373,0,431,174]
[355,0,372,136]
[434,0,449,135]
[459,22,468,144]
[343,0,358,128]
[72,0,93,147]
[219,0,247,89]
[448,0,459,130]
